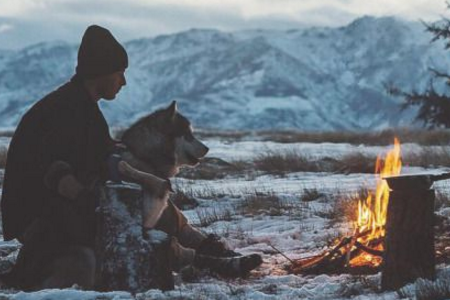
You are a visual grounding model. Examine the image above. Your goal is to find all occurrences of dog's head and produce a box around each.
[168,102,209,167]
[122,101,209,177]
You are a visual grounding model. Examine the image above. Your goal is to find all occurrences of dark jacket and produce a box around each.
[1,75,114,241]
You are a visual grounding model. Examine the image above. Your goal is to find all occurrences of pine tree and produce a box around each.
[391,5,450,128]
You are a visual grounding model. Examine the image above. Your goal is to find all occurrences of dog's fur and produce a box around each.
[120,101,209,229]
[117,161,172,229]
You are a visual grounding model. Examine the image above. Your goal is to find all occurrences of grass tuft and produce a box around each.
[253,150,318,175]
[194,207,234,227]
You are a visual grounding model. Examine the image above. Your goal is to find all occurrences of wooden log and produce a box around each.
[95,183,174,292]
[290,234,385,275]
[291,237,352,274]
[381,188,435,291]
[354,241,383,257]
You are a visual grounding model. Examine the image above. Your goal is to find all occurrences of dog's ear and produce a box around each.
[166,101,178,120]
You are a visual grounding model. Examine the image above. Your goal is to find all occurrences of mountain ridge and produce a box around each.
[0,16,447,130]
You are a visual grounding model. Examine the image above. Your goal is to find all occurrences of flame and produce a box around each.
[350,138,402,267]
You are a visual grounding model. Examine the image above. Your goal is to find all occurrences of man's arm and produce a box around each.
[36,104,88,200]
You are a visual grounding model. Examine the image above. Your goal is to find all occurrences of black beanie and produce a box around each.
[76,25,128,79]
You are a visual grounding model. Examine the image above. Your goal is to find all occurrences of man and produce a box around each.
[1,25,128,290]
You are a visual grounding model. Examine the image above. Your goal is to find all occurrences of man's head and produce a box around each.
[76,25,128,100]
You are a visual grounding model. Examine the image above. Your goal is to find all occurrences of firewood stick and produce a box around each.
[356,228,384,239]
[268,244,295,264]
[298,237,351,270]
[328,237,352,258]
[295,253,324,261]
[354,241,384,257]
[345,234,358,268]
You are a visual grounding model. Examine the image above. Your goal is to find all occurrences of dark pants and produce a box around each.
[154,201,188,236]
[155,201,207,251]
[8,198,96,290]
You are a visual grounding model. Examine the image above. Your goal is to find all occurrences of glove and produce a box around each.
[107,154,123,183]
[44,161,85,200]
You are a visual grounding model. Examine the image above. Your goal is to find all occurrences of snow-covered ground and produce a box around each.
[0,138,449,299]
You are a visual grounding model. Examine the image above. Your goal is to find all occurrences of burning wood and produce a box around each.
[290,139,402,274]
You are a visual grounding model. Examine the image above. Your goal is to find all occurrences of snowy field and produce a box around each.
[0,137,449,299]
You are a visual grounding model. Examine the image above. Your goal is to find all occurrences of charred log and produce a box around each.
[381,188,436,291]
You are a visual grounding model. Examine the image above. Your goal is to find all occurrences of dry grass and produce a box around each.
[253,150,319,175]
[170,190,199,210]
[336,153,376,174]
[192,186,231,200]
[194,207,234,227]
[258,128,450,145]
[175,145,450,180]
[0,147,7,169]
[193,128,450,145]
[174,183,241,201]
[301,188,325,202]
[403,147,450,168]
[435,191,450,210]
[238,191,308,219]
[250,150,376,175]
[316,188,370,225]
[398,275,450,300]
[239,192,286,216]
[177,157,251,180]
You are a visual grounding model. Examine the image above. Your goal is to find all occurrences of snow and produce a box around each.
[0,138,448,299]
[5,290,134,300]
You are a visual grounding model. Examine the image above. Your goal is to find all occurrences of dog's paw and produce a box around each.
[118,161,170,194]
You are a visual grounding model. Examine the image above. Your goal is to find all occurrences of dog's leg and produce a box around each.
[118,161,172,198]
[119,161,172,229]
[142,191,169,229]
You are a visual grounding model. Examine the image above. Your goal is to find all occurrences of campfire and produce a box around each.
[290,138,402,274]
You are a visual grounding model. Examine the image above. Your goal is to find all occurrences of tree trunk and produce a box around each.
[95,183,174,292]
[381,188,435,291]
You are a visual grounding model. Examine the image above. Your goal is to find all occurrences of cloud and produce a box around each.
[0,24,13,34]
[0,0,447,49]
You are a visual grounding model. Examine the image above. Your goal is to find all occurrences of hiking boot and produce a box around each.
[196,234,241,257]
[194,253,263,278]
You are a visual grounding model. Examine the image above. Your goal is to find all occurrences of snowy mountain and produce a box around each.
[0,16,448,130]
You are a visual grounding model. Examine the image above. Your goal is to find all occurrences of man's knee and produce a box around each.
[38,245,96,290]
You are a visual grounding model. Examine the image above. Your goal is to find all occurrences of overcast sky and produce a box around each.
[0,0,447,49]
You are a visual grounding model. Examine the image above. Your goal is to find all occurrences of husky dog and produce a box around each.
[118,100,209,228]
[92,101,211,291]
[115,101,262,282]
